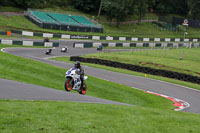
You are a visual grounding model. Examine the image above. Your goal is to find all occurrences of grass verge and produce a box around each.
[0,6,23,12]
[0,100,200,133]
[0,35,20,39]
[82,47,200,77]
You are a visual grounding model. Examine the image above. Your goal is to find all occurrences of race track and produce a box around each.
[1,39,200,113]
[0,78,130,105]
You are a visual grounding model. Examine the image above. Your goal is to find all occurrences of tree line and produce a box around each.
[1,0,200,26]
[73,0,200,26]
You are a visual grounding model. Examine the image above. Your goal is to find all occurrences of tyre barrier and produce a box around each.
[0,39,59,47]
[70,56,200,84]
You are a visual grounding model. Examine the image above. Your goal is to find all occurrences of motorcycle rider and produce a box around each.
[74,61,85,89]
[44,37,49,42]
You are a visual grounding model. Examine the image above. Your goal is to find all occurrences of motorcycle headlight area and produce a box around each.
[67,71,71,75]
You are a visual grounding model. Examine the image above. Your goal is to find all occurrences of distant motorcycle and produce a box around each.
[65,67,88,95]
[44,37,49,42]
[45,48,52,55]
[61,47,68,53]
[97,45,103,51]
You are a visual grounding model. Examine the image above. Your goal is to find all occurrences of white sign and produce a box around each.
[1,40,13,45]
[61,34,70,39]
[154,38,160,42]
[106,36,113,40]
[131,38,138,41]
[23,41,33,46]
[22,31,34,36]
[183,19,188,26]
[165,38,171,42]
[123,43,130,47]
[93,43,101,47]
[75,43,84,48]
[143,38,150,41]
[92,36,100,40]
[44,42,53,47]
[119,37,126,41]
[43,33,53,38]
[108,43,116,47]
[136,43,143,47]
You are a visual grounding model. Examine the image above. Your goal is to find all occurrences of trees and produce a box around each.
[1,0,200,26]
[154,0,188,15]
[0,0,71,9]
[103,0,155,26]
[13,0,45,9]
[186,0,200,20]
[71,0,100,13]
[135,0,149,23]
[103,0,135,27]
[154,0,200,19]
[0,0,14,6]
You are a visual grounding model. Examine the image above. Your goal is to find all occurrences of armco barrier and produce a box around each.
[0,39,59,47]
[70,56,200,84]
[10,30,200,43]
[73,42,200,48]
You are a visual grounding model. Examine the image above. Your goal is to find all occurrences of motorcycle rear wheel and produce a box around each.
[65,79,73,91]
[79,83,87,95]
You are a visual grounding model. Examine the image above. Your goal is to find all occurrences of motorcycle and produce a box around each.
[61,47,68,53]
[64,67,88,95]
[97,45,103,51]
[45,48,52,55]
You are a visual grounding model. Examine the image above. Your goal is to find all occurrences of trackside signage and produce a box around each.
[70,35,89,39]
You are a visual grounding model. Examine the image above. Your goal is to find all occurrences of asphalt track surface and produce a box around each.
[0,78,130,106]
[1,39,200,113]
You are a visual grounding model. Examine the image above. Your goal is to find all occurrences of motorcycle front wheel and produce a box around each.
[65,78,73,91]
[79,83,87,95]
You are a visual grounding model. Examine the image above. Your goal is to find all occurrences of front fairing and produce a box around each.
[65,67,79,78]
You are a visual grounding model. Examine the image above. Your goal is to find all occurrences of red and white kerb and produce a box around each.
[145,91,190,111]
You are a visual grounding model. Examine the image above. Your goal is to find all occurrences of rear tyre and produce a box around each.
[79,83,87,95]
[65,79,73,91]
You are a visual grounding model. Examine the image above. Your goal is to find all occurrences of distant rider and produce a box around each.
[74,61,85,88]
[44,37,49,42]
[97,45,103,51]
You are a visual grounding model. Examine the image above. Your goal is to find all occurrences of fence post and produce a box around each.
[163,46,166,57]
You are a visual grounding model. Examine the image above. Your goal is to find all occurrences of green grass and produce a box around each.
[82,47,200,77]
[51,48,200,91]
[0,35,20,39]
[126,13,158,21]
[1,100,200,133]
[0,6,23,12]
[1,44,200,132]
